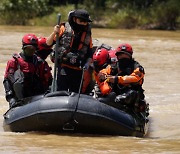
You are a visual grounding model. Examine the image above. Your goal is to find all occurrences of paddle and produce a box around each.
[51,13,61,92]
[62,66,85,131]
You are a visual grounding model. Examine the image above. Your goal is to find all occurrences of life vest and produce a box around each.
[12,53,38,74]
[98,59,145,95]
[57,22,92,69]
[12,53,43,95]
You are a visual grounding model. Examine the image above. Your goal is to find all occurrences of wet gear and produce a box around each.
[4,53,44,101]
[38,37,52,51]
[97,59,144,95]
[115,89,138,105]
[36,37,53,60]
[72,22,88,32]
[57,66,82,93]
[93,48,110,72]
[115,43,133,57]
[118,58,132,70]
[96,57,146,112]
[56,22,92,69]
[108,49,118,64]
[70,9,92,22]
[38,58,52,92]
[53,19,92,93]
[3,79,14,102]
[22,33,38,49]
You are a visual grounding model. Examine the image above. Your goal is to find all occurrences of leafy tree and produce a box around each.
[0,0,53,25]
[151,0,180,30]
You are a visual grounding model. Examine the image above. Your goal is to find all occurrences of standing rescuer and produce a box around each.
[46,9,93,93]
[3,34,44,108]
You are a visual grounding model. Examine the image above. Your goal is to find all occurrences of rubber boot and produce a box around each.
[98,92,116,103]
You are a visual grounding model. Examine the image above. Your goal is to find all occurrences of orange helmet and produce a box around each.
[22,33,38,48]
[115,43,133,57]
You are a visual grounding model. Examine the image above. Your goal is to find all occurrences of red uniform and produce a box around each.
[3,33,42,108]
[38,58,52,91]
[4,53,43,99]
[36,37,53,92]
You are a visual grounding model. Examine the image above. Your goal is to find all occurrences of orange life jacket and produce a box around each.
[56,22,92,70]
[97,60,145,95]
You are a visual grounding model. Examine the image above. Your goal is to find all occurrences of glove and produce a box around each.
[9,98,17,108]
[115,95,126,104]
[97,72,107,82]
[84,62,90,70]
[106,76,115,83]
[84,58,92,70]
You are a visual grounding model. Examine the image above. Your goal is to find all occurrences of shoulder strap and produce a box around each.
[12,53,21,69]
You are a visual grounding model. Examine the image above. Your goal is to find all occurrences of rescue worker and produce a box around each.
[93,44,117,73]
[3,34,43,108]
[92,44,117,96]
[97,43,147,112]
[46,9,93,93]
[36,37,53,92]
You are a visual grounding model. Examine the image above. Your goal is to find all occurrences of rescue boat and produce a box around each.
[3,91,149,137]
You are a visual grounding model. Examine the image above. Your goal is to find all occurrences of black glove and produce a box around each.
[115,94,126,104]
[115,90,137,105]
[9,98,17,108]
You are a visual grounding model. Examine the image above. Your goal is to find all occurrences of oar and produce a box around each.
[76,65,85,109]
[63,66,85,131]
[51,13,61,92]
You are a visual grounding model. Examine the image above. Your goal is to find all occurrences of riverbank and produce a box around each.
[0,4,179,30]
[29,6,180,30]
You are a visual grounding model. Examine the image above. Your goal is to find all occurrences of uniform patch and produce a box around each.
[70,57,77,64]
[9,68,14,74]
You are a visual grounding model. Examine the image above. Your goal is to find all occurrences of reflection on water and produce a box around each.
[0,26,180,153]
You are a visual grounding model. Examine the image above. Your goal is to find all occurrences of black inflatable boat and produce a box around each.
[3,91,149,137]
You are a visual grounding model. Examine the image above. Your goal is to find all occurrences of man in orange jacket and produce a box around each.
[97,43,146,112]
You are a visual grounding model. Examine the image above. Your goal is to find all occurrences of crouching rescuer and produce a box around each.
[3,34,44,108]
[97,43,148,113]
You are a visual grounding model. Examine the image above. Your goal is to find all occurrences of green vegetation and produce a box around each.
[28,6,74,26]
[0,0,179,30]
[0,0,53,25]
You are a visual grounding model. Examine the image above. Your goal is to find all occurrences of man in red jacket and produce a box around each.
[3,34,43,108]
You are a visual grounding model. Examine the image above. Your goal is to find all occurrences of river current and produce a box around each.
[0,26,179,153]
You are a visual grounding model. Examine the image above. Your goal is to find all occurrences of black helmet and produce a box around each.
[71,9,92,22]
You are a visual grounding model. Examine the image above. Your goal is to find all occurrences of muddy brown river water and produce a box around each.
[0,26,180,153]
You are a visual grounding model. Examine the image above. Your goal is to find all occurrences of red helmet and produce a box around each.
[93,48,110,68]
[38,37,52,51]
[115,43,133,57]
[22,34,38,48]
[108,49,117,63]
[36,37,52,60]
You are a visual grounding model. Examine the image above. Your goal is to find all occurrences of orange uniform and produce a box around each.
[97,60,145,95]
